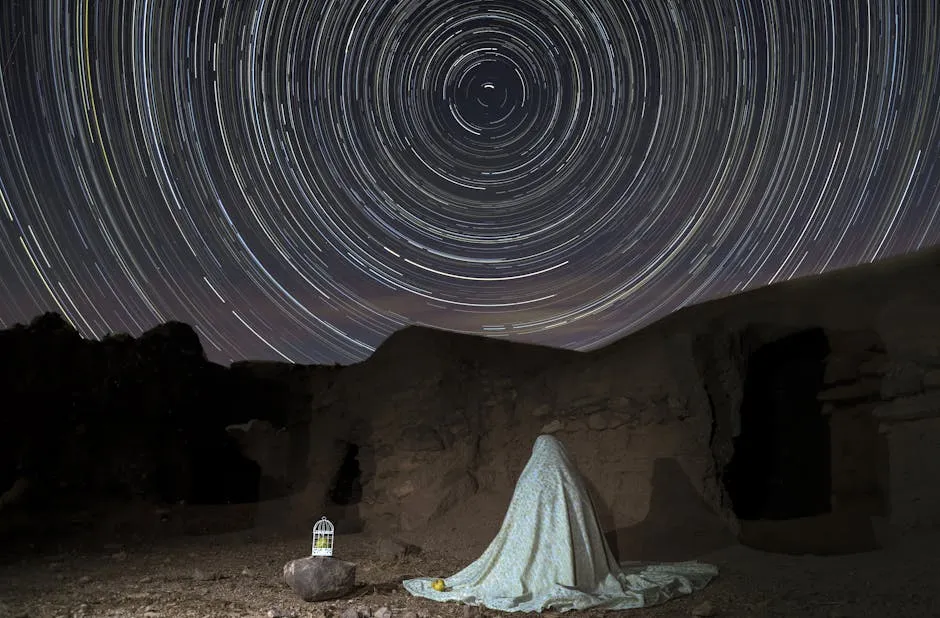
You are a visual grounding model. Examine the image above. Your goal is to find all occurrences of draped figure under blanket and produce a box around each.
[403,434,718,613]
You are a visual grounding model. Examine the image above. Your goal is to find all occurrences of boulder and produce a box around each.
[283,556,356,602]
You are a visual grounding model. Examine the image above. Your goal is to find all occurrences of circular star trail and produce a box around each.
[0,1,939,364]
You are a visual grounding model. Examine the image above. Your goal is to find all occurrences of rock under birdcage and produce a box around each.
[312,516,334,556]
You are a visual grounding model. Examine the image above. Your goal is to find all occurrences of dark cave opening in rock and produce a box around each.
[179,440,263,506]
[724,328,832,521]
[329,443,363,506]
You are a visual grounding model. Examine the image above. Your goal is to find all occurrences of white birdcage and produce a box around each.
[311,516,335,557]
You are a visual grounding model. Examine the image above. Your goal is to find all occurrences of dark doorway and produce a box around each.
[329,443,362,505]
[724,328,831,520]
[183,440,262,505]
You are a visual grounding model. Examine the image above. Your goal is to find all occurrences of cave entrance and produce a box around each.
[724,328,831,521]
[185,440,262,505]
[329,443,362,506]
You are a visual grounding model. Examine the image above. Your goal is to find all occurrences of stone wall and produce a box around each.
[817,330,888,518]
[275,324,940,551]
[273,327,733,556]
[261,249,940,551]
[883,417,940,529]
[818,331,940,532]
[241,319,940,555]
[873,365,940,530]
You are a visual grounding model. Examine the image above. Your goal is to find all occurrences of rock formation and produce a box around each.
[0,314,286,516]
[276,246,940,557]
[5,246,940,559]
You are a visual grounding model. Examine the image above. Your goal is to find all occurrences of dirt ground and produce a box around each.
[1,504,939,618]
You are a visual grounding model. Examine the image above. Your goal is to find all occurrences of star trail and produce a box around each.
[0,0,939,364]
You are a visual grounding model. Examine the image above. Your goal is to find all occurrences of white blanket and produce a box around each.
[403,435,718,613]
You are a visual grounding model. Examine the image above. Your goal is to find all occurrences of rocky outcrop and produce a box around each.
[0,313,299,516]
[276,246,940,556]
[8,246,940,559]
[278,325,727,559]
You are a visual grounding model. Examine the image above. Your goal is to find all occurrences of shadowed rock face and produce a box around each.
[281,246,940,556]
[5,246,940,557]
[0,313,274,513]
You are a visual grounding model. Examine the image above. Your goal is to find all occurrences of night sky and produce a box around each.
[0,1,938,365]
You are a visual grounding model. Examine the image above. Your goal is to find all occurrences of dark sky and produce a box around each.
[0,1,938,365]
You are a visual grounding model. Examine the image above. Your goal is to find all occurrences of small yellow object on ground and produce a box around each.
[431,579,446,592]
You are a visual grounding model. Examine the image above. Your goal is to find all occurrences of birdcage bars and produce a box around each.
[311,516,334,556]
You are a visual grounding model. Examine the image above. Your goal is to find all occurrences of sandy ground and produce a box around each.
[1,506,939,618]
